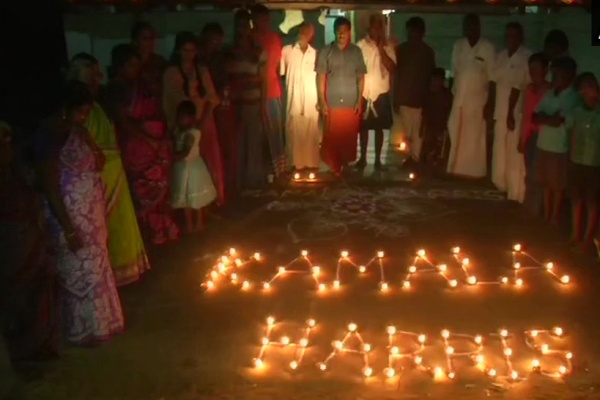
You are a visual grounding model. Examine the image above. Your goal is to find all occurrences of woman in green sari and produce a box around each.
[67,53,150,286]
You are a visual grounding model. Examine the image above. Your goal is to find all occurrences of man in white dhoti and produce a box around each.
[356,13,397,171]
[491,22,531,201]
[447,13,495,178]
[281,23,320,170]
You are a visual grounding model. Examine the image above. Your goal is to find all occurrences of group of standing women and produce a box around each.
[1,12,284,377]
[0,24,154,381]
[157,11,284,196]
[1,12,291,389]
[0,78,128,394]
[104,13,289,215]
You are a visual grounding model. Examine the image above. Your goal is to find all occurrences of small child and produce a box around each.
[519,53,550,214]
[420,68,453,171]
[533,56,580,225]
[565,73,600,251]
[171,101,217,233]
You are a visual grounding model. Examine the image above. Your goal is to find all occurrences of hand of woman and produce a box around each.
[532,112,547,125]
[94,151,106,171]
[198,114,210,131]
[208,93,221,106]
[65,230,84,253]
[547,114,565,127]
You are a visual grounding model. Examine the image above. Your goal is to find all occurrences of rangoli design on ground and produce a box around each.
[265,187,455,241]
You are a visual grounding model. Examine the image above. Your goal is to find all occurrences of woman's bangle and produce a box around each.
[65,229,77,239]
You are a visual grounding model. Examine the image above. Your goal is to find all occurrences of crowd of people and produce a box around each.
[436,15,599,255]
[1,5,599,395]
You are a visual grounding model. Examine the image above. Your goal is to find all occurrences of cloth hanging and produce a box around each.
[279,10,304,34]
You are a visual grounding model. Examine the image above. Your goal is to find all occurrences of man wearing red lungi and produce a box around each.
[316,17,366,177]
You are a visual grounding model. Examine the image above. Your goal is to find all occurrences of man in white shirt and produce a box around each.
[281,23,320,170]
[491,22,531,201]
[447,13,495,179]
[356,13,396,171]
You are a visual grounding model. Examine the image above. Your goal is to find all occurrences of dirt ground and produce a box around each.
[14,171,600,400]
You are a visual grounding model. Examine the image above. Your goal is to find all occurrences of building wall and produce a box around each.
[65,10,326,79]
[64,7,599,80]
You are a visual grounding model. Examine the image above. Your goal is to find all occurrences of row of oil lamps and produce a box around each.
[253,318,573,381]
[291,171,416,181]
[203,245,571,292]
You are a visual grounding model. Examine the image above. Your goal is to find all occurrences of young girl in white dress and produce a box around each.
[171,101,217,232]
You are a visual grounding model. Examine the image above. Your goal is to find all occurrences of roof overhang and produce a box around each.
[261,0,589,10]
[62,0,591,12]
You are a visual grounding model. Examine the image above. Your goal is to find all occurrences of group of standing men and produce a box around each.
[281,12,428,177]
[276,10,446,177]
[447,14,532,203]
[279,8,561,202]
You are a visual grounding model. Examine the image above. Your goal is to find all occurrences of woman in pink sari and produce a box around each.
[105,44,179,245]
[163,32,225,206]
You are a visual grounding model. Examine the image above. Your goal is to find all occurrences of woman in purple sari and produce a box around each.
[35,81,124,346]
